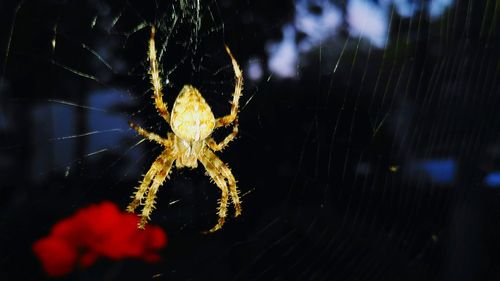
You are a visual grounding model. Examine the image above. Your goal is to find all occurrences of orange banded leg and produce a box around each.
[127,150,170,213]
[148,25,170,123]
[200,151,230,233]
[138,152,175,229]
[207,119,238,151]
[129,121,171,146]
[204,149,242,217]
[215,45,243,128]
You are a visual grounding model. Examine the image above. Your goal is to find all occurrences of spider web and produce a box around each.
[1,0,500,280]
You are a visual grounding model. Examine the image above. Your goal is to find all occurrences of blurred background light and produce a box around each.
[415,159,456,184]
[484,172,500,187]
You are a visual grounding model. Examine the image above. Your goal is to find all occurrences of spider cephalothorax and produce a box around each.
[126,26,243,233]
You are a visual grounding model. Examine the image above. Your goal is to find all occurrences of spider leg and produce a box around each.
[206,119,238,151]
[215,45,243,128]
[199,150,230,233]
[204,149,242,217]
[148,25,170,124]
[129,121,171,147]
[138,151,175,229]
[127,149,171,213]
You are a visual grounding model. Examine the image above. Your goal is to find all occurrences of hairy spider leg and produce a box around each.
[206,119,239,151]
[129,122,172,147]
[200,150,231,233]
[204,148,242,217]
[138,153,175,229]
[127,149,171,214]
[215,45,243,128]
[148,25,170,124]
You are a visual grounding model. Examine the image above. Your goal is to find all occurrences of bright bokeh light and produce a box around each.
[347,0,389,48]
[429,0,454,18]
[265,0,456,78]
[247,58,263,81]
[485,172,500,187]
[416,159,456,184]
[295,0,342,51]
[267,24,298,78]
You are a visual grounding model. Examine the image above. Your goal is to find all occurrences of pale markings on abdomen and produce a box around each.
[194,103,201,140]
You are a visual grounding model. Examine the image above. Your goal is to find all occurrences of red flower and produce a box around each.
[33,202,167,277]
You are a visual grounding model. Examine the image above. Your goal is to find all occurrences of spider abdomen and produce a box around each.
[171,85,215,142]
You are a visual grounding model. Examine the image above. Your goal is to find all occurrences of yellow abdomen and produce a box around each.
[170,85,215,142]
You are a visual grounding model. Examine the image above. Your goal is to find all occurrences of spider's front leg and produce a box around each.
[215,45,243,128]
[148,25,170,124]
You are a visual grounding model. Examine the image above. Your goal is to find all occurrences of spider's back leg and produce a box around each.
[138,152,175,229]
[199,150,231,232]
[204,148,242,217]
[127,149,170,213]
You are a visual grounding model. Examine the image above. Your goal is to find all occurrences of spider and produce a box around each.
[126,26,243,233]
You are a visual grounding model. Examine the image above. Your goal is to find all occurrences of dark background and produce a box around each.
[1,0,500,280]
